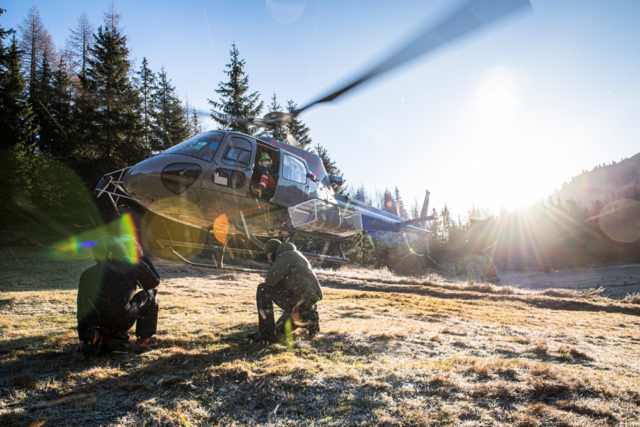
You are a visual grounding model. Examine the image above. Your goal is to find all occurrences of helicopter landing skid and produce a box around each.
[232,217,350,264]
[157,238,268,273]
[157,219,350,273]
[158,239,350,272]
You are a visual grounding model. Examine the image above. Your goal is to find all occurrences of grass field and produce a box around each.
[1,247,640,426]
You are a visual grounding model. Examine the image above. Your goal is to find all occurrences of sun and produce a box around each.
[472,66,523,130]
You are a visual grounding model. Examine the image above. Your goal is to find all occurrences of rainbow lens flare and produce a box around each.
[51,236,99,257]
[48,213,141,263]
[117,214,141,263]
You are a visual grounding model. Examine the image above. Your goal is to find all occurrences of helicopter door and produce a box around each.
[271,152,308,207]
[200,135,255,199]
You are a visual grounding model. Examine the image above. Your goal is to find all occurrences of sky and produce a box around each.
[2,0,640,219]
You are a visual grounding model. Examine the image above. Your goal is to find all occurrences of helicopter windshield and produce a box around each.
[163,131,225,162]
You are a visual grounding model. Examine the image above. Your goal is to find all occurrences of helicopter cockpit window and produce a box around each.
[283,154,306,184]
[222,137,252,167]
[162,131,224,162]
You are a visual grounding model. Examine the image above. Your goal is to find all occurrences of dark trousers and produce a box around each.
[256,283,319,337]
[89,289,159,339]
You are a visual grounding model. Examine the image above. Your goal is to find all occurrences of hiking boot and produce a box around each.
[135,338,158,353]
[301,304,320,339]
[247,332,281,343]
[83,327,104,357]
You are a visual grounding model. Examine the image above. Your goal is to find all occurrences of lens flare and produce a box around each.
[47,213,140,262]
[599,199,640,243]
[116,214,141,263]
[213,214,229,244]
[51,236,99,258]
[142,198,207,259]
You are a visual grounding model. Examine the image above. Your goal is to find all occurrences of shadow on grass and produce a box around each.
[321,278,640,318]
[0,332,69,352]
[0,324,633,426]
[0,329,356,425]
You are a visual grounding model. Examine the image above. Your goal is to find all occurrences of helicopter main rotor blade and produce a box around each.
[211,111,256,124]
[211,111,294,129]
[294,0,531,116]
[211,111,271,127]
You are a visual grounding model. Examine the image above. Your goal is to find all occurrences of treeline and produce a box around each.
[0,5,342,225]
[338,183,640,277]
[1,6,203,179]
[0,5,205,224]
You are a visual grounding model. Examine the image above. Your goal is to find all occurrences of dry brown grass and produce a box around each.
[624,292,640,304]
[1,249,640,426]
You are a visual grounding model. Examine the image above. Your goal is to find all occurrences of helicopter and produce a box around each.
[95,0,531,272]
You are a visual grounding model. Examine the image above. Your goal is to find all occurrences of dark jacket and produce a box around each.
[265,242,322,301]
[77,255,159,340]
[254,163,279,190]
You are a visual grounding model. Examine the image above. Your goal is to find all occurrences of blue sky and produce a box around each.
[2,0,640,217]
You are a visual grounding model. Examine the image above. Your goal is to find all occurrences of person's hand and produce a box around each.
[73,341,84,353]
[253,187,262,198]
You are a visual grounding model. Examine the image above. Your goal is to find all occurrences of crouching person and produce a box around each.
[248,239,322,342]
[75,235,161,355]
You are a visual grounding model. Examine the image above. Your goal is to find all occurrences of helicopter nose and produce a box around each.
[123,155,206,207]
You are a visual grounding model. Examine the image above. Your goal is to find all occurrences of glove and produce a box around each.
[252,187,262,198]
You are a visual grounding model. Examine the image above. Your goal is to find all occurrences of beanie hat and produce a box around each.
[263,239,282,255]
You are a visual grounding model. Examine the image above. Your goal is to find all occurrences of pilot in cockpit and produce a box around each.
[251,153,279,199]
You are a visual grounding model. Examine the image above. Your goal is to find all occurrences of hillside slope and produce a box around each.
[553,152,640,206]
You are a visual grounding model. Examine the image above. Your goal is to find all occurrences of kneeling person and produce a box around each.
[249,239,322,342]
[76,235,161,354]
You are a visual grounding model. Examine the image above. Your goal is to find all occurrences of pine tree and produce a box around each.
[103,1,123,32]
[18,7,58,95]
[314,143,349,195]
[191,110,203,137]
[40,31,58,71]
[209,42,263,135]
[410,198,420,219]
[189,105,202,136]
[17,5,45,94]
[150,66,189,150]
[439,205,453,242]
[32,51,55,153]
[313,143,341,176]
[0,36,38,151]
[355,184,368,203]
[67,12,94,82]
[137,57,155,149]
[427,207,442,251]
[48,57,74,159]
[268,92,282,113]
[75,9,142,177]
[285,99,312,149]
[393,186,408,218]
[374,188,384,209]
[0,8,14,82]
[382,188,396,214]
[184,96,203,137]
